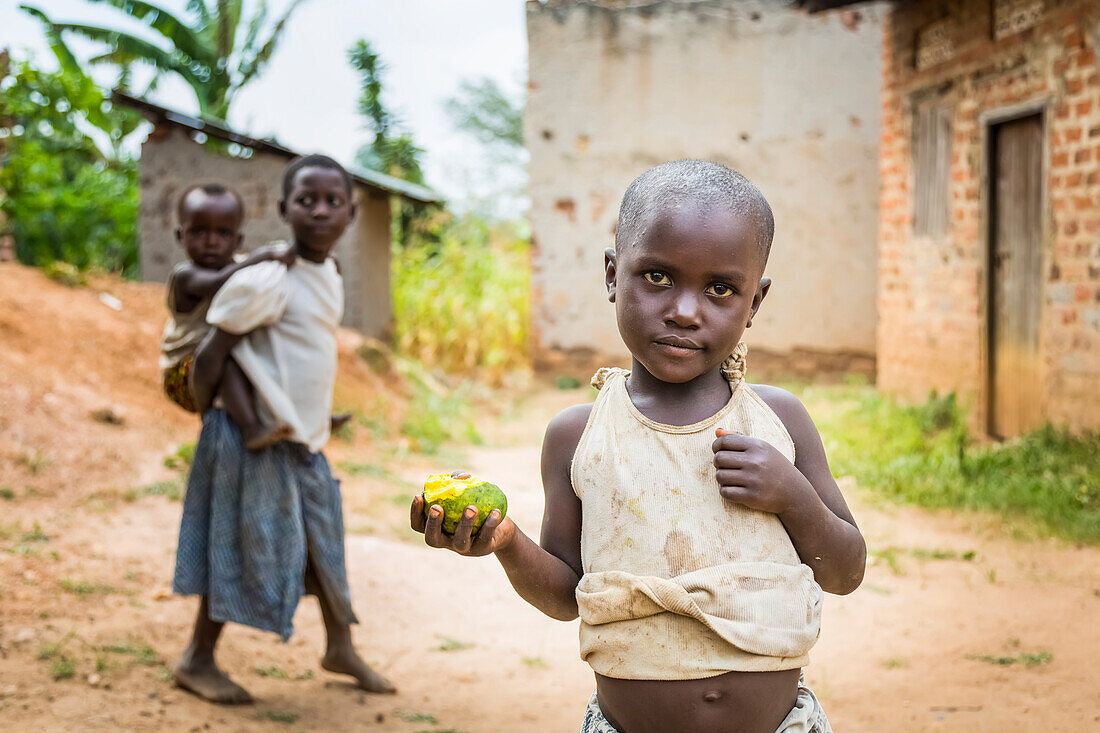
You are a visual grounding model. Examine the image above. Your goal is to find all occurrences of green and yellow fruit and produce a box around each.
[422,472,508,534]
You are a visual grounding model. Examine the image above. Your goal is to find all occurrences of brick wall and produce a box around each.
[877,0,1100,433]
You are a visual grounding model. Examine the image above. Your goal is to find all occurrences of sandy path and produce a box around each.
[3,429,1099,732]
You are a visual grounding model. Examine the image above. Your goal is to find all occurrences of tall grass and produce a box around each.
[802,386,1100,544]
[392,215,530,381]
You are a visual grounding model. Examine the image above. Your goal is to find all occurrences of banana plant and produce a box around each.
[20,0,309,121]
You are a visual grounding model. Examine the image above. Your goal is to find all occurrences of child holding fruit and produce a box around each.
[171,155,393,705]
[411,160,866,732]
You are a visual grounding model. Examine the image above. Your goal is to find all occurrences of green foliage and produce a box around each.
[444,78,524,149]
[261,710,300,724]
[253,665,288,679]
[807,386,1100,543]
[103,641,159,665]
[1,56,140,276]
[400,381,482,455]
[392,214,530,380]
[347,39,424,185]
[347,38,435,244]
[968,651,1053,667]
[20,0,310,119]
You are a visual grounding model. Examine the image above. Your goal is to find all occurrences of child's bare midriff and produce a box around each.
[596,669,801,733]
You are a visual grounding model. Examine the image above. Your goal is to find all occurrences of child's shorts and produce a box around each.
[162,356,197,413]
[580,675,832,733]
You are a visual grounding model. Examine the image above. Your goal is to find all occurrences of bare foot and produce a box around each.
[244,423,293,452]
[321,648,396,694]
[173,654,253,705]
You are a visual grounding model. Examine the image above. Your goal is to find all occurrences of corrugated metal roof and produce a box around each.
[111,90,443,204]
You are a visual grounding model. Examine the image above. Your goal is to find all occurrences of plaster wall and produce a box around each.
[138,126,392,338]
[526,0,885,365]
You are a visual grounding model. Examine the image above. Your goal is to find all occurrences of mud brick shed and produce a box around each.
[800,0,1100,435]
[113,91,441,341]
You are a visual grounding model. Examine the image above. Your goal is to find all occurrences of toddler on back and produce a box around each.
[159,183,294,449]
[412,160,866,732]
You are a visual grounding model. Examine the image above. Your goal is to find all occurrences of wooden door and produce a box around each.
[989,114,1044,438]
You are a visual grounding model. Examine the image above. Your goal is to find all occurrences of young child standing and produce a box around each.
[160,183,294,449]
[412,160,866,732]
[172,155,394,704]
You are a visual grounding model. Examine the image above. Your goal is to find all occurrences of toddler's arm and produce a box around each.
[410,404,589,621]
[712,386,866,595]
[173,244,296,305]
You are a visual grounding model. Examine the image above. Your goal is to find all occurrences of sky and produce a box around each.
[0,0,528,213]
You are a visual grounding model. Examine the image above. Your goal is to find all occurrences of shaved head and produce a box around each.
[615,160,775,263]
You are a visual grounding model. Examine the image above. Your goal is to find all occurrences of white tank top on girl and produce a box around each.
[571,366,823,680]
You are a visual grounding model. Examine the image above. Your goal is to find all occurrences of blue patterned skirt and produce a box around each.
[173,409,357,640]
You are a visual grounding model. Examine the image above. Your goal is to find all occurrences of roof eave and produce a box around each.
[111,90,443,205]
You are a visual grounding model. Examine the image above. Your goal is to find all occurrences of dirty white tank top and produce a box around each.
[571,356,823,680]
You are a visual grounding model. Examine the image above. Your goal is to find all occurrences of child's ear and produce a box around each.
[746,277,771,328]
[348,200,358,222]
[174,227,182,244]
[604,248,617,303]
[278,199,287,221]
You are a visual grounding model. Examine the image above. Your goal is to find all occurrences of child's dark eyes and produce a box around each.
[706,283,735,298]
[643,271,671,286]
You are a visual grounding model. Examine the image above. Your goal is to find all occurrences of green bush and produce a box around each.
[392,214,529,380]
[0,56,141,277]
[809,387,1100,543]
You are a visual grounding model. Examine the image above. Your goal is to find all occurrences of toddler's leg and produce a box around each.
[308,560,396,694]
[191,329,242,413]
[220,358,291,451]
[172,596,253,705]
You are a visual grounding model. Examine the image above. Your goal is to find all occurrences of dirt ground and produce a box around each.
[1,262,1099,732]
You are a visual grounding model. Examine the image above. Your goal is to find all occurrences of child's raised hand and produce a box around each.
[712,428,807,516]
[410,494,516,557]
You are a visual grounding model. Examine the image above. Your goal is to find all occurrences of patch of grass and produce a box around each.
[38,639,68,661]
[20,523,49,544]
[554,374,582,390]
[0,487,15,501]
[18,449,53,475]
[881,656,909,669]
[50,658,76,680]
[968,651,1053,667]
[103,642,158,666]
[294,670,314,681]
[137,480,183,502]
[42,260,87,288]
[260,710,300,724]
[401,711,438,723]
[60,579,124,596]
[163,442,196,470]
[910,548,978,562]
[805,386,1100,543]
[400,380,483,455]
[436,637,474,652]
[95,655,110,673]
[253,665,288,679]
[868,547,904,576]
[338,461,397,480]
[521,656,547,668]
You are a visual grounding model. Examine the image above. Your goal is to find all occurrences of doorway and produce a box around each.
[987,113,1044,438]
